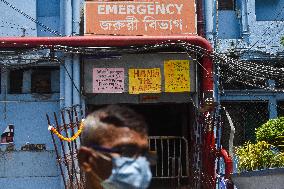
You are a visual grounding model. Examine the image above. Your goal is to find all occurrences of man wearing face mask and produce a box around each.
[78,105,154,189]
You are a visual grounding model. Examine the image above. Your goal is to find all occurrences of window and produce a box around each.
[9,70,23,94]
[31,69,51,93]
[255,0,284,21]
[221,102,269,150]
[9,67,57,94]
[218,0,235,10]
[278,101,284,117]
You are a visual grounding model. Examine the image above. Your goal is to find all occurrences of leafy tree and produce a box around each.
[256,117,284,146]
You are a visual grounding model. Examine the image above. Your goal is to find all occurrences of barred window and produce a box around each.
[9,70,23,94]
[31,69,51,94]
[219,0,235,10]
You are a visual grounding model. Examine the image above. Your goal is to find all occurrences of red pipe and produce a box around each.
[0,35,211,49]
[0,35,213,93]
[220,148,233,179]
[202,120,216,189]
[220,148,234,189]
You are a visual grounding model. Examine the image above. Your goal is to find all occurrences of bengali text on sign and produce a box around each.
[129,68,161,94]
[164,60,190,92]
[93,68,124,93]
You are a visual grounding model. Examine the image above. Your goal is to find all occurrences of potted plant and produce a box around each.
[232,117,284,189]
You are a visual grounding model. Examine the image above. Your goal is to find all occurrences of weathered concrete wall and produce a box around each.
[0,100,60,188]
[0,100,60,149]
[0,151,59,184]
[0,1,68,188]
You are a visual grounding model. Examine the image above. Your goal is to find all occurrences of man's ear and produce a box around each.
[78,146,112,180]
[78,147,93,172]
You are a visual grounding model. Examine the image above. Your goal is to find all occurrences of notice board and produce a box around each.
[129,68,161,94]
[164,60,190,92]
[84,53,196,96]
[93,68,125,93]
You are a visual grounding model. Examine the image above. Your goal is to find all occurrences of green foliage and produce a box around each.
[255,117,284,145]
[236,141,284,172]
[236,117,284,172]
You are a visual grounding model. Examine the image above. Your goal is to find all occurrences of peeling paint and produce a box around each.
[5,144,15,152]
[21,144,46,151]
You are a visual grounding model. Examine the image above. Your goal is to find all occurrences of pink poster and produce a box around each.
[93,68,124,93]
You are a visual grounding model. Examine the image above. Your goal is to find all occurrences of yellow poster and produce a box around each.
[164,60,190,92]
[129,68,161,94]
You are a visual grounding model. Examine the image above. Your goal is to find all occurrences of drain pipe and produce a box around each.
[197,0,205,37]
[72,0,80,36]
[62,2,74,188]
[72,0,81,115]
[59,0,65,109]
[204,0,214,43]
[64,0,73,109]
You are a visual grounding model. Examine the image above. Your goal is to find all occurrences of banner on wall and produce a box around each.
[129,68,161,94]
[164,60,190,92]
[85,0,196,36]
[93,68,125,93]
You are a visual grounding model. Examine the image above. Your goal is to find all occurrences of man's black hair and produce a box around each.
[95,105,148,135]
[81,105,148,146]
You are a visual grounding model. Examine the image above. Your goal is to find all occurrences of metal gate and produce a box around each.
[148,136,189,188]
[46,105,85,189]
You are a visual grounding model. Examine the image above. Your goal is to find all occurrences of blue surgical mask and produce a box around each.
[101,156,152,189]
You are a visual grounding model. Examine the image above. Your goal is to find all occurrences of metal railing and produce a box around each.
[148,136,189,187]
[46,105,85,189]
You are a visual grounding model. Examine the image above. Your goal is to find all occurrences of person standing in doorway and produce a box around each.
[78,105,153,189]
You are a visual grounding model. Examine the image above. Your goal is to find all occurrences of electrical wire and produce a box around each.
[0,41,283,112]
[0,0,63,36]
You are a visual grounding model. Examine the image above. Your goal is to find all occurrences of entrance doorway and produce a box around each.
[87,103,194,188]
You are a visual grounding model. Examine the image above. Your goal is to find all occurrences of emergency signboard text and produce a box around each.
[85,0,196,35]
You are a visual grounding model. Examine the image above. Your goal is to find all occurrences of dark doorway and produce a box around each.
[129,103,191,137]
[87,103,193,188]
[87,103,192,137]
